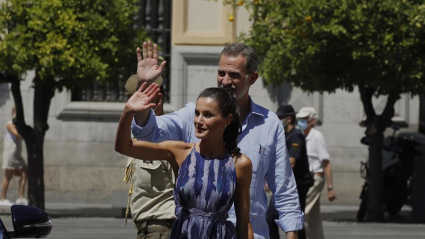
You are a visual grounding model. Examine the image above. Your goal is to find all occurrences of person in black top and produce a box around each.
[266,105,313,239]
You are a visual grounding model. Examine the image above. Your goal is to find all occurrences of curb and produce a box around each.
[0,203,126,219]
[46,207,125,218]
[0,203,416,223]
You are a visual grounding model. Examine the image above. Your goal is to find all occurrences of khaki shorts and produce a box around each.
[136,220,174,239]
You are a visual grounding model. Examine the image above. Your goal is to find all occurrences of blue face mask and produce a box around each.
[297,119,308,131]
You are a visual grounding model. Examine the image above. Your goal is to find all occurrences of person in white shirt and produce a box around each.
[1,107,28,206]
[296,107,336,239]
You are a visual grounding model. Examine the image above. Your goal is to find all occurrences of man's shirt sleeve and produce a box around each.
[131,103,195,142]
[287,133,304,160]
[267,122,304,232]
[316,131,330,161]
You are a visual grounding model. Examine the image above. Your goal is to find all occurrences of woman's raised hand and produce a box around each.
[125,82,160,113]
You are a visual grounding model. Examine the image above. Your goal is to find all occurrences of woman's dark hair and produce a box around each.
[197,87,242,156]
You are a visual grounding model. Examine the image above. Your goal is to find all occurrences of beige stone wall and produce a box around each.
[172,0,253,45]
[0,71,127,204]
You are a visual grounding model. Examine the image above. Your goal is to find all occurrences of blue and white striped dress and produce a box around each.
[170,147,237,239]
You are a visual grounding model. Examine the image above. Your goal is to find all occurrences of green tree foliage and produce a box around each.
[234,0,425,95]
[0,0,147,88]
[230,0,425,221]
[0,0,147,209]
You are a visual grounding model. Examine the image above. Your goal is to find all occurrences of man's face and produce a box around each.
[217,54,256,101]
[281,116,291,126]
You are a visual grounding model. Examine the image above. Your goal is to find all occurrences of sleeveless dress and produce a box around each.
[2,121,26,170]
[170,147,237,239]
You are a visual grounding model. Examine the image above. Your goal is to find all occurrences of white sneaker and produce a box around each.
[15,198,28,205]
[0,199,13,206]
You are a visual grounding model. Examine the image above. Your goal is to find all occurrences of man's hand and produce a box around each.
[286,231,298,239]
[136,41,166,85]
[322,160,336,202]
[125,82,160,113]
[153,92,164,116]
[264,183,270,192]
[327,189,337,201]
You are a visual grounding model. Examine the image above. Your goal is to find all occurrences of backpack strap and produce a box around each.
[123,158,135,225]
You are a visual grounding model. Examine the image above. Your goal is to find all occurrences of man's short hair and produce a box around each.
[220,43,258,75]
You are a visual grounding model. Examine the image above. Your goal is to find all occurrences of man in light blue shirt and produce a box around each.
[132,41,304,239]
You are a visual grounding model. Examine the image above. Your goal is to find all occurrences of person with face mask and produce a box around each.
[296,107,336,239]
[266,105,313,239]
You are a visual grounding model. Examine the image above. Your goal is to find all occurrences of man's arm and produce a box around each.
[289,157,296,169]
[286,231,298,239]
[134,41,167,125]
[287,133,304,169]
[131,102,196,143]
[267,123,303,236]
[322,160,336,201]
[130,41,193,142]
[316,132,336,201]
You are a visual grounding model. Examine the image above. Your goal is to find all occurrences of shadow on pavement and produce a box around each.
[322,207,418,224]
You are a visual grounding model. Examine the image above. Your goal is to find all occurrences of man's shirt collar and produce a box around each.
[249,96,264,118]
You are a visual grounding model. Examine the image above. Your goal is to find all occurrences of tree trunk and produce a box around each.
[26,132,46,209]
[419,95,425,132]
[366,131,384,221]
[10,73,54,210]
[359,86,400,222]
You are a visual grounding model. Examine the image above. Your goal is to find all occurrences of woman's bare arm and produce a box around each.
[115,82,191,168]
[234,154,254,239]
[6,123,21,138]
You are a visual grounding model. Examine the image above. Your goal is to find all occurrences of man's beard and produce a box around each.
[220,84,237,98]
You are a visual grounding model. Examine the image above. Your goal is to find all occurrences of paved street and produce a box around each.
[323,221,425,239]
[1,215,425,239]
[0,216,136,239]
[0,203,424,238]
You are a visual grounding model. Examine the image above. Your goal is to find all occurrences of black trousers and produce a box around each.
[266,186,309,239]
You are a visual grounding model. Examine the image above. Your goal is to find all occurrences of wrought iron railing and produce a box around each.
[71,0,172,102]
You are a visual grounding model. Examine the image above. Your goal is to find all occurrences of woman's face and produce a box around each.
[194,97,230,140]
